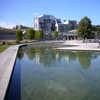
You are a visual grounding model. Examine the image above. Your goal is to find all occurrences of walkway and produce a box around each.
[56,40,100,51]
[0,45,19,100]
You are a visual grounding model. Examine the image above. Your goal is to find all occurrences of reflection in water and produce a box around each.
[17,46,100,100]
[27,48,35,60]
[17,48,24,60]
[18,46,100,69]
[76,52,92,68]
[35,53,40,64]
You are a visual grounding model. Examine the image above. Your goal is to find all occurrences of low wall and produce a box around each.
[0,34,16,40]
[0,45,19,100]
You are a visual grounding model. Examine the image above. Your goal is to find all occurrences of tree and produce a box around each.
[63,20,66,22]
[52,31,58,39]
[78,16,92,39]
[16,29,23,42]
[27,28,35,40]
[34,30,43,40]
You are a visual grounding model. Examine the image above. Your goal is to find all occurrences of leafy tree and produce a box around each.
[16,29,23,42]
[52,31,58,39]
[34,30,43,40]
[78,16,92,39]
[27,28,35,40]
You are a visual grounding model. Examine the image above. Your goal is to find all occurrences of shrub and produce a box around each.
[35,30,43,40]
[52,31,58,39]
[27,28,35,40]
[16,29,23,42]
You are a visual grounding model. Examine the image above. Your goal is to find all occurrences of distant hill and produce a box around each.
[0,27,16,35]
[0,27,16,40]
[0,25,31,40]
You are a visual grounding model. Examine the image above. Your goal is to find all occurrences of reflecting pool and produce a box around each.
[5,45,100,100]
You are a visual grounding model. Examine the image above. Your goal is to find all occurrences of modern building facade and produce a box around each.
[63,29,78,40]
[34,14,78,40]
[34,15,56,33]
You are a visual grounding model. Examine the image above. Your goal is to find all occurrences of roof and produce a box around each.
[37,14,56,20]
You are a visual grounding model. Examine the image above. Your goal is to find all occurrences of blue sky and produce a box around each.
[0,0,100,28]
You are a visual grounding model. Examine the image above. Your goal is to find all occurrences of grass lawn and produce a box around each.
[0,45,9,53]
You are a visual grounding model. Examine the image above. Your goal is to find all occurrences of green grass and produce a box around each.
[0,45,9,53]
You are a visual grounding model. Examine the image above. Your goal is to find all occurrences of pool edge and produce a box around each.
[0,44,26,100]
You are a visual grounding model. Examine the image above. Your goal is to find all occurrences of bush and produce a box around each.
[27,28,35,40]
[52,31,58,39]
[34,30,43,40]
[16,29,23,42]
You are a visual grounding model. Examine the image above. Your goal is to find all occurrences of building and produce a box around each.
[68,20,78,30]
[34,14,78,40]
[56,20,78,40]
[34,15,57,39]
[63,30,78,40]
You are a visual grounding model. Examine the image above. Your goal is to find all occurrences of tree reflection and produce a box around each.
[21,46,100,69]
[76,52,93,69]
[39,48,57,67]
[26,47,36,60]
[17,48,24,60]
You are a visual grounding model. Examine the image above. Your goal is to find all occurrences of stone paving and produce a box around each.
[56,40,100,51]
[0,45,19,100]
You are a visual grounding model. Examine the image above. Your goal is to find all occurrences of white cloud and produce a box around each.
[0,21,27,29]
[33,12,39,16]
[0,22,16,29]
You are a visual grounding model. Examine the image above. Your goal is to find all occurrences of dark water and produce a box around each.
[5,45,100,100]
[0,34,16,40]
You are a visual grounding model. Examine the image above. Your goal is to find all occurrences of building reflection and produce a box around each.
[20,46,100,69]
[35,53,40,64]
[55,53,59,60]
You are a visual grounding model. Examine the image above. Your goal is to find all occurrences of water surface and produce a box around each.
[6,45,100,100]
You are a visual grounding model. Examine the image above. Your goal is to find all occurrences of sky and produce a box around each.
[0,0,100,28]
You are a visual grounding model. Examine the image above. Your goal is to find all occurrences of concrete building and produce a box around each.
[63,30,78,40]
[34,15,57,39]
[34,14,78,40]
[56,20,78,33]
[56,20,78,40]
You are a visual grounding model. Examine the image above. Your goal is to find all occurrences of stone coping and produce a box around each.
[56,47,100,51]
[0,45,19,100]
[55,44,100,51]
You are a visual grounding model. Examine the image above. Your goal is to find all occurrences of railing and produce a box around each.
[83,39,100,43]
